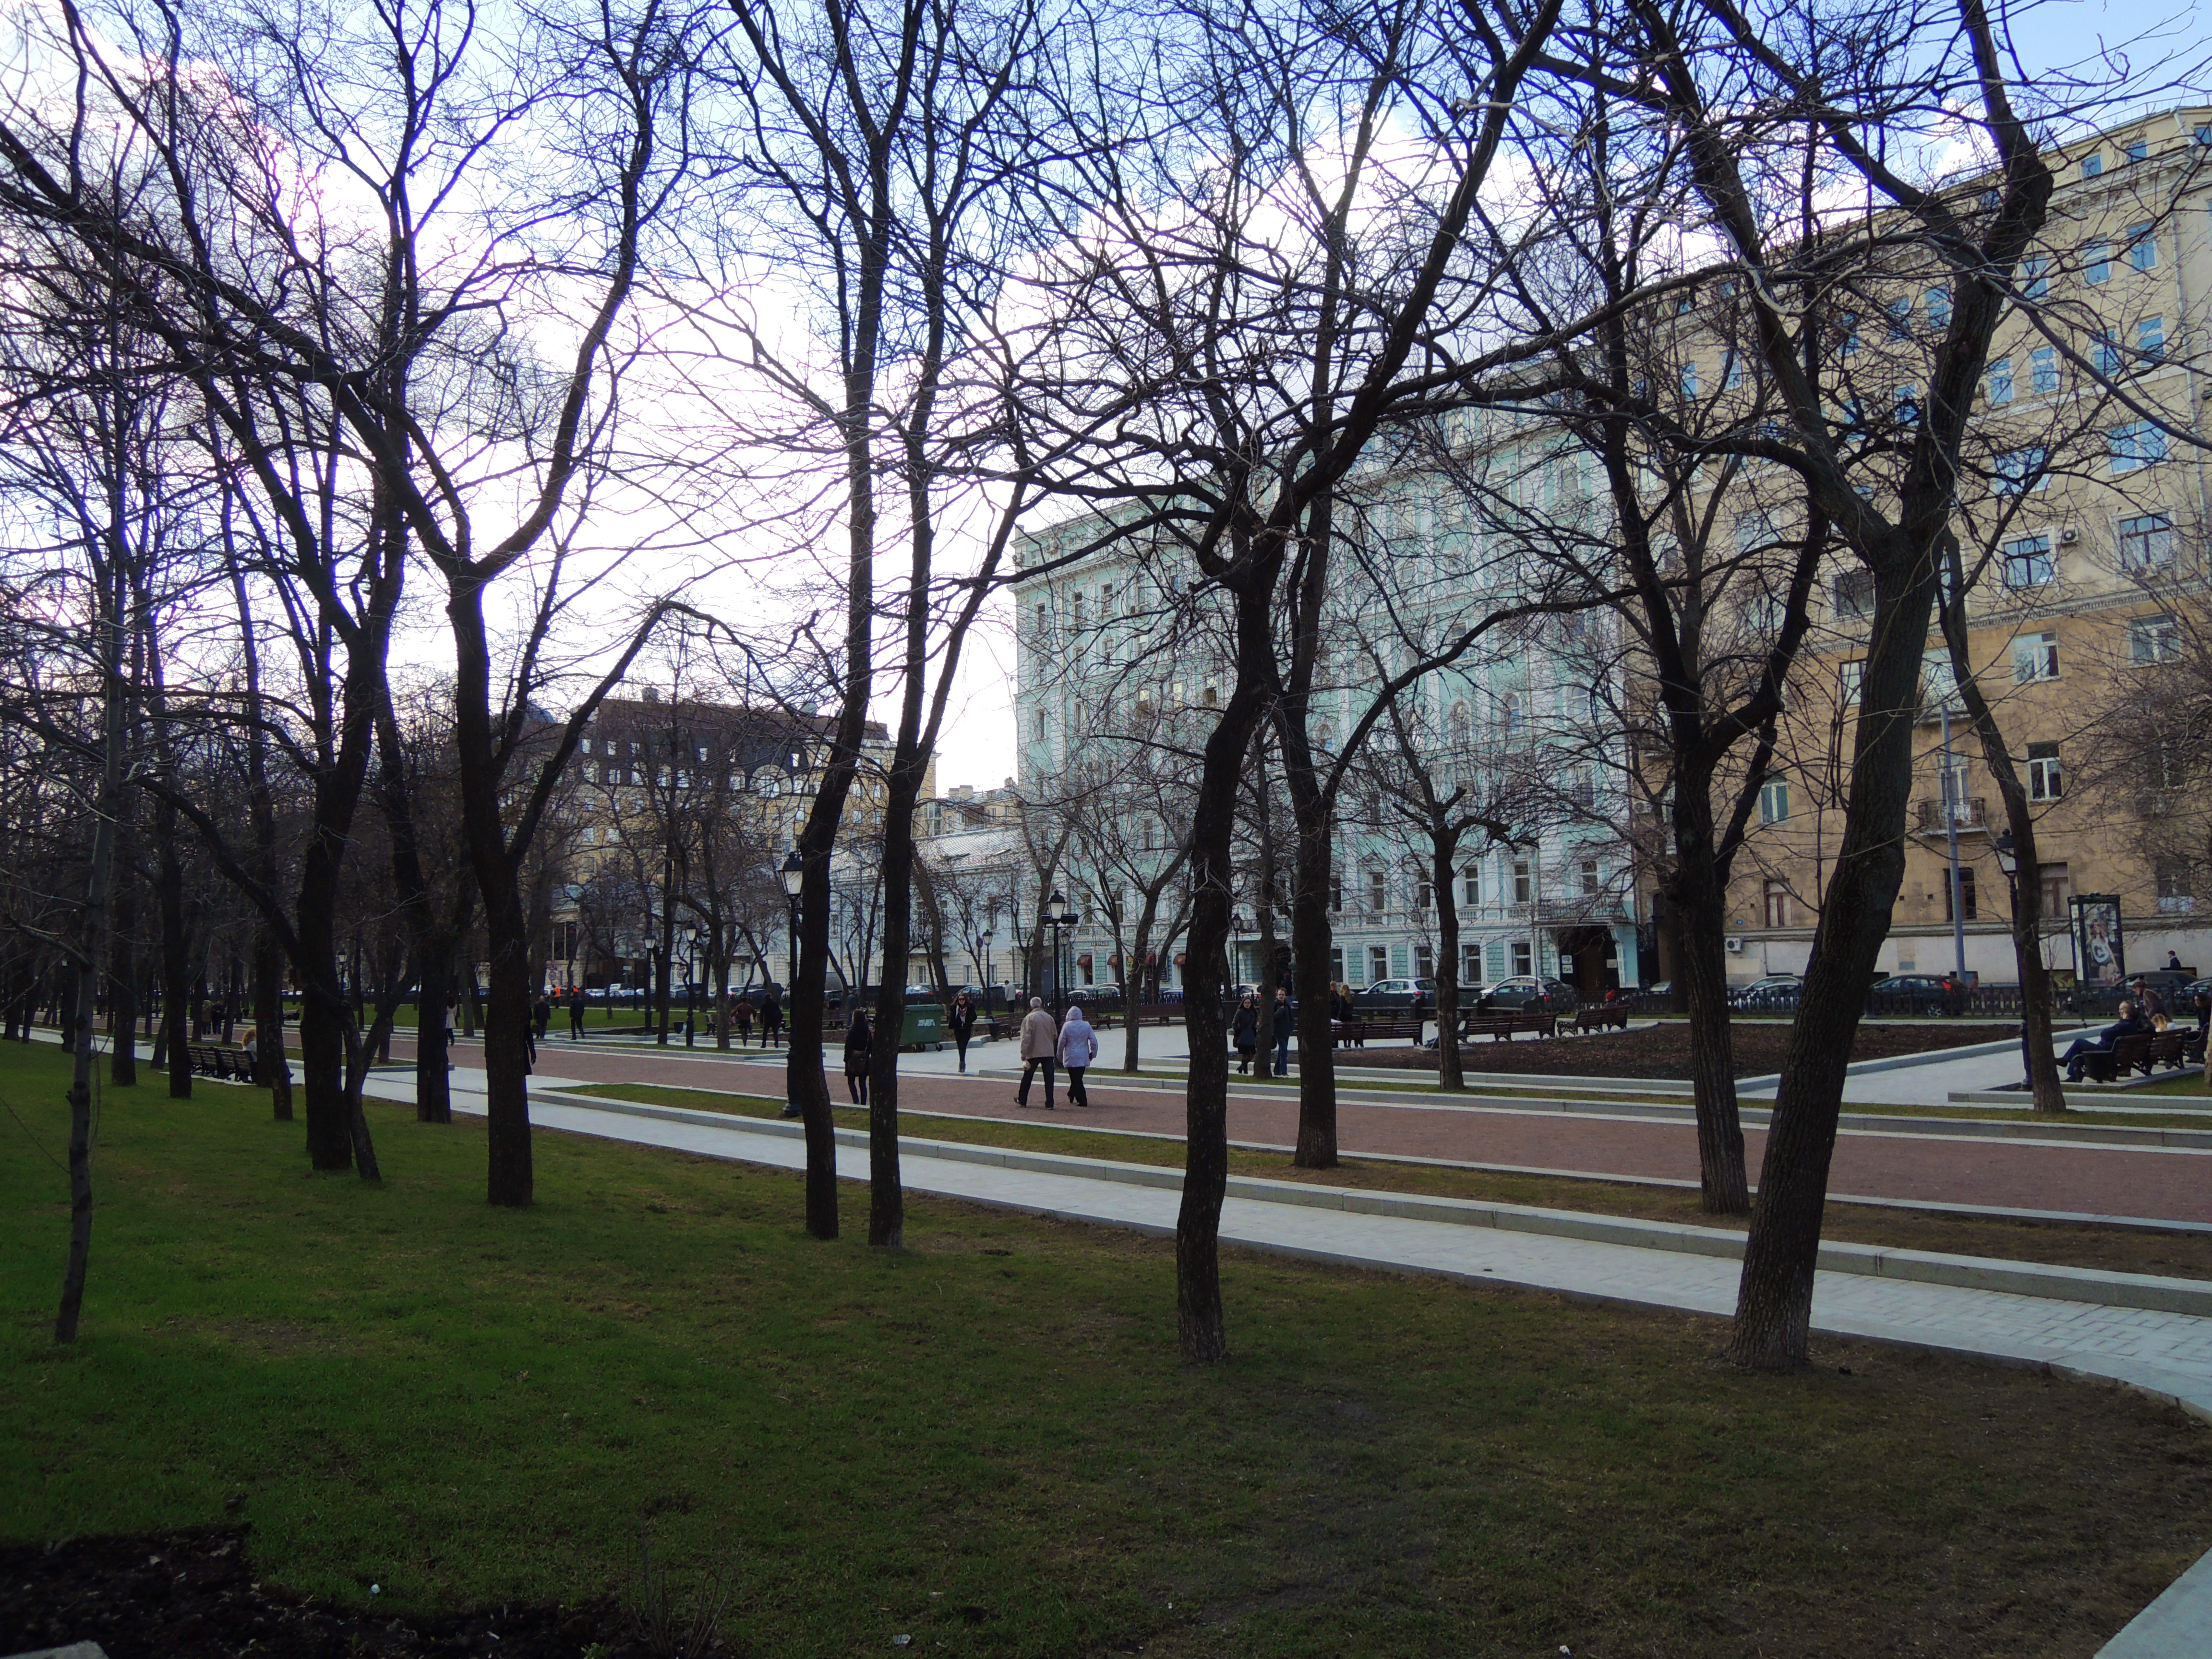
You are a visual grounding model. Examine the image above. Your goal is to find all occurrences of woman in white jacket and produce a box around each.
[1057,1002,1098,1108]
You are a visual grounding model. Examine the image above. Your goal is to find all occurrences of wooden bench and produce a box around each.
[2080,1033,2152,1083]
[1574,1006,1631,1034]
[1460,1012,1558,1041]
[188,1043,253,1081]
[2147,1030,2196,1072]
[1330,1016,1425,1047]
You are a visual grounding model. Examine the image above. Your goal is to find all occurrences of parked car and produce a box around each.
[1730,974,1803,1011]
[1478,976,1577,1013]
[1352,977,1436,1012]
[1866,974,1963,1015]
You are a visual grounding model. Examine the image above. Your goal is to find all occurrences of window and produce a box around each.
[2128,223,2158,271]
[1329,877,1342,913]
[2139,315,2165,360]
[1945,868,1979,923]
[1368,946,1389,983]
[1840,314,1860,355]
[1986,357,2013,404]
[2119,513,2175,569]
[2110,422,2168,474]
[2085,239,2111,284]
[1201,682,1219,709]
[1034,602,1046,637]
[1580,859,1600,897]
[1461,944,1482,986]
[1833,568,1876,617]
[1924,286,1951,329]
[1032,708,1047,742]
[1447,700,1472,742]
[2092,331,2122,377]
[2001,534,2054,589]
[1415,878,1434,913]
[1764,880,1792,929]
[2011,632,2059,683]
[2031,346,2058,392]
[2156,863,2196,914]
[1366,869,1387,914]
[1839,660,1865,705]
[2130,613,2181,665]
[2027,741,2063,801]
[2022,255,2049,301]
[2081,153,2103,179]
[2034,862,2069,916]
[579,738,592,755]
[2199,124,2212,145]
[1722,349,1742,389]
[1512,859,1532,904]
[1414,944,1434,980]
[1330,947,1345,982]
[1510,940,1534,977]
[1896,383,1920,425]
[1995,446,2047,494]
[1679,361,1699,398]
[1460,866,1480,906]
[1886,298,1911,340]
[2127,139,2149,164]
[1758,775,1791,825]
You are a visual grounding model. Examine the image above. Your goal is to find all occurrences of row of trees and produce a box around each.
[2,0,2194,1372]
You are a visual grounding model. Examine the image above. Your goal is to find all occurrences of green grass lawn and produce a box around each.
[7,1042,2212,1657]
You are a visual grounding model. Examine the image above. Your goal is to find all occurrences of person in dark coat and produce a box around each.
[568,991,587,1039]
[761,985,784,1048]
[1232,992,1258,1074]
[948,991,977,1074]
[2060,1000,2148,1082]
[844,1012,873,1106]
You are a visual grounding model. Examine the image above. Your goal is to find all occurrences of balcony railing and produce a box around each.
[1913,795,1987,833]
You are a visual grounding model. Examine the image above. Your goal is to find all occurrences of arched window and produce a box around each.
[1447,700,1472,743]
[1497,692,1522,742]
[1315,719,1336,751]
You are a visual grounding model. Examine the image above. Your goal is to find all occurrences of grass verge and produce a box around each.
[6,1041,2211,1658]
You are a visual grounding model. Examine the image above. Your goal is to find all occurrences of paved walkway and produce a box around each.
[389,1028,2212,1226]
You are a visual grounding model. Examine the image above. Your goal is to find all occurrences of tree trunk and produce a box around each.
[416,944,453,1124]
[870,758,931,1249]
[253,928,292,1120]
[1730,537,1936,1369]
[157,811,192,1100]
[479,875,537,1207]
[1283,768,1339,1163]
[1433,836,1464,1093]
[107,843,138,1087]
[1668,785,1750,1213]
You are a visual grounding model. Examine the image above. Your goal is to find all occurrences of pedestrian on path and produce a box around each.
[1271,986,1292,1075]
[949,990,977,1073]
[1232,991,1258,1074]
[844,1011,873,1106]
[568,992,586,1039]
[762,985,783,1048]
[1058,1001,1096,1107]
[733,993,755,1045]
[1017,997,1058,1109]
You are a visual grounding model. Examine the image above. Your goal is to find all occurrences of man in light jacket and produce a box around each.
[1058,1001,1097,1108]
[1017,996,1058,1110]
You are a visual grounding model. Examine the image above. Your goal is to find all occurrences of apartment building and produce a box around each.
[1710,108,2212,986]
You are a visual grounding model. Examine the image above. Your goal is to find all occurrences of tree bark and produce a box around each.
[156,805,192,1100]
[1432,835,1464,1093]
[107,833,138,1087]
[1669,784,1750,1213]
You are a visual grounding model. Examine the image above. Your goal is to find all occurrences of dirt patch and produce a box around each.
[1347,1021,2020,1079]
[0,1527,648,1658]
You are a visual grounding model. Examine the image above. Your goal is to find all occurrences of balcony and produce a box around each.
[1914,796,1987,834]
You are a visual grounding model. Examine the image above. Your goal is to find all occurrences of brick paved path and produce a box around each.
[408,1032,2212,1226]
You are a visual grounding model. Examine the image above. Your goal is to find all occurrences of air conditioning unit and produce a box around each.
[1725,936,1746,954]
[2058,527,2080,545]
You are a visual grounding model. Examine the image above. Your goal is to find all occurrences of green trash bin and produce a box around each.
[900,1002,948,1051]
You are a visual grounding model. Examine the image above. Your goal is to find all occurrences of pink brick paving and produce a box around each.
[385,1031,2212,1226]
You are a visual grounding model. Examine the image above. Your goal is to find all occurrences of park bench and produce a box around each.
[2147,1030,2195,1072]
[1459,1012,1558,1042]
[188,1043,253,1081]
[1573,1005,1631,1034]
[2079,1033,2153,1083]
[1332,1016,1426,1046]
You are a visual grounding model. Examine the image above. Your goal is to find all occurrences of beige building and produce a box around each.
[1707,108,2211,986]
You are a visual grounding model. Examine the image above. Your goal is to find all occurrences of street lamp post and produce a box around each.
[681,924,699,1047]
[1230,912,1248,993]
[1044,890,1082,1018]
[779,851,805,995]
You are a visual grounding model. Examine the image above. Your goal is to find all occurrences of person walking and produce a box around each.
[733,993,755,1046]
[1058,1000,1097,1107]
[1017,996,1058,1109]
[1232,991,1258,1074]
[948,990,977,1074]
[844,1011,873,1106]
[1271,985,1293,1075]
[568,991,587,1040]
[761,984,784,1048]
[532,994,552,1043]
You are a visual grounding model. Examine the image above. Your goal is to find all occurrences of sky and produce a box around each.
[922,0,2212,794]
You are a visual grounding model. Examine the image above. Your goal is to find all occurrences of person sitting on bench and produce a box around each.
[2059,1001,2147,1082]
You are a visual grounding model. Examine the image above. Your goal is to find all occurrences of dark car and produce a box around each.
[1866,974,1962,1015]
[1730,974,1803,1011]
[1479,975,1577,1013]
